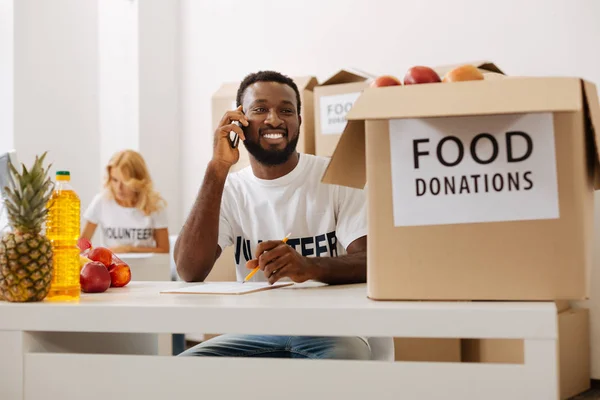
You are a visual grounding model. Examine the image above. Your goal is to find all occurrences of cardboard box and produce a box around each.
[433,60,504,78]
[206,246,237,282]
[394,338,461,362]
[323,77,600,301]
[313,70,372,157]
[211,76,318,173]
[462,307,590,399]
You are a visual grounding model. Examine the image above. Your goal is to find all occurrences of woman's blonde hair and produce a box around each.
[104,150,166,216]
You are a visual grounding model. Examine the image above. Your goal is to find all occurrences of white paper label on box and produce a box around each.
[319,92,361,135]
[388,113,559,227]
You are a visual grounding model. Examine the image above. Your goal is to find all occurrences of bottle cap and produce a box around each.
[56,170,70,181]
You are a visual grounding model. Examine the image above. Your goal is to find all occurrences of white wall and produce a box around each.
[98,0,139,169]
[180,0,600,215]
[0,0,13,153]
[138,0,181,233]
[13,0,100,216]
[180,0,600,377]
[96,0,181,235]
[6,0,181,241]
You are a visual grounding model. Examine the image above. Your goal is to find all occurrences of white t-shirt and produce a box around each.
[83,191,168,248]
[218,153,368,281]
[217,153,393,360]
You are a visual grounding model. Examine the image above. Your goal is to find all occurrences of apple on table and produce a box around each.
[79,246,132,293]
[80,261,111,293]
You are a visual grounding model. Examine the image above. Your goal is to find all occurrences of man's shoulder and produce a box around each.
[224,165,252,185]
[301,153,333,177]
[222,165,253,198]
[304,153,332,168]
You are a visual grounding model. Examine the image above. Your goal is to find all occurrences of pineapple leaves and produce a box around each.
[4,151,55,234]
[21,186,33,211]
[5,202,20,217]
[8,163,20,192]
[4,189,21,207]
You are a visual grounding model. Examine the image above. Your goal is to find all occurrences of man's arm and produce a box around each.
[247,236,367,285]
[308,236,366,285]
[174,161,229,281]
[174,106,248,282]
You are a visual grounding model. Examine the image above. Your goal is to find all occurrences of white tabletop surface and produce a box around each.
[114,253,156,259]
[0,281,558,339]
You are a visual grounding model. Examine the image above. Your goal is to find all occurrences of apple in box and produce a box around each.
[442,64,484,82]
[370,75,402,88]
[403,66,441,85]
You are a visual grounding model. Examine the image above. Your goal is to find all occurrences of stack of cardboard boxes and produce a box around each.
[322,63,598,399]
[209,65,597,398]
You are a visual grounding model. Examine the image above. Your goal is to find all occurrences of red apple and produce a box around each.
[80,261,111,293]
[108,263,131,288]
[88,247,113,267]
[370,75,402,88]
[77,237,92,252]
[403,66,441,85]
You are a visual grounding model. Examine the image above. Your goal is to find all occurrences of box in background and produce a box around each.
[462,307,590,400]
[394,338,461,362]
[313,70,372,157]
[323,76,600,301]
[212,76,318,173]
[433,60,504,78]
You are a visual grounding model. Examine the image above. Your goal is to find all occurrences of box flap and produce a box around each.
[346,77,583,121]
[212,82,240,99]
[581,80,600,189]
[321,69,369,86]
[321,120,366,188]
[293,76,318,91]
[434,60,504,77]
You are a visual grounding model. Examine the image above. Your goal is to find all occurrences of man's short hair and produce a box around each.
[236,71,302,115]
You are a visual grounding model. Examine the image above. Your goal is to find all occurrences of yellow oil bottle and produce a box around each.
[46,170,81,301]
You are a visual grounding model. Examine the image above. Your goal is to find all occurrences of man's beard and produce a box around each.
[243,132,299,166]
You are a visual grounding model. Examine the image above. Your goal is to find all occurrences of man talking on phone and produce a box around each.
[175,71,391,360]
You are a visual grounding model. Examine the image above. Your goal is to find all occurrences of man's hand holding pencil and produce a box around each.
[244,233,317,285]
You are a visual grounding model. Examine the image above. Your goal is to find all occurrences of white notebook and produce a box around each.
[160,281,293,295]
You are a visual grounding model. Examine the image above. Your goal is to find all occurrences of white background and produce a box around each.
[389,113,559,226]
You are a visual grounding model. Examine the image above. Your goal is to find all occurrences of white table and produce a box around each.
[113,252,176,355]
[0,282,560,400]
[114,252,172,281]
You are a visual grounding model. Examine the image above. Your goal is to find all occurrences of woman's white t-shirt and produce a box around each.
[83,191,168,248]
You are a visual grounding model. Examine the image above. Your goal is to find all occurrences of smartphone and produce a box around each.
[228,109,245,148]
[229,122,241,148]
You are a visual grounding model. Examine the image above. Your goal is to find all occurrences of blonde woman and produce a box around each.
[81,150,170,253]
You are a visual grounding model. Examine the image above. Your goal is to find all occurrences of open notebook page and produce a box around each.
[160,281,293,295]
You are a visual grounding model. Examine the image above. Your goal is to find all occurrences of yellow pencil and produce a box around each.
[242,233,291,283]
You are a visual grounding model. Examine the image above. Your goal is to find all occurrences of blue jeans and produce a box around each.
[178,334,371,360]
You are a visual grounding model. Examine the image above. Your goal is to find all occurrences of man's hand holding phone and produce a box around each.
[213,106,248,168]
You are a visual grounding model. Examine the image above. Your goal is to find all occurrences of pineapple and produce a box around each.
[0,152,54,302]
